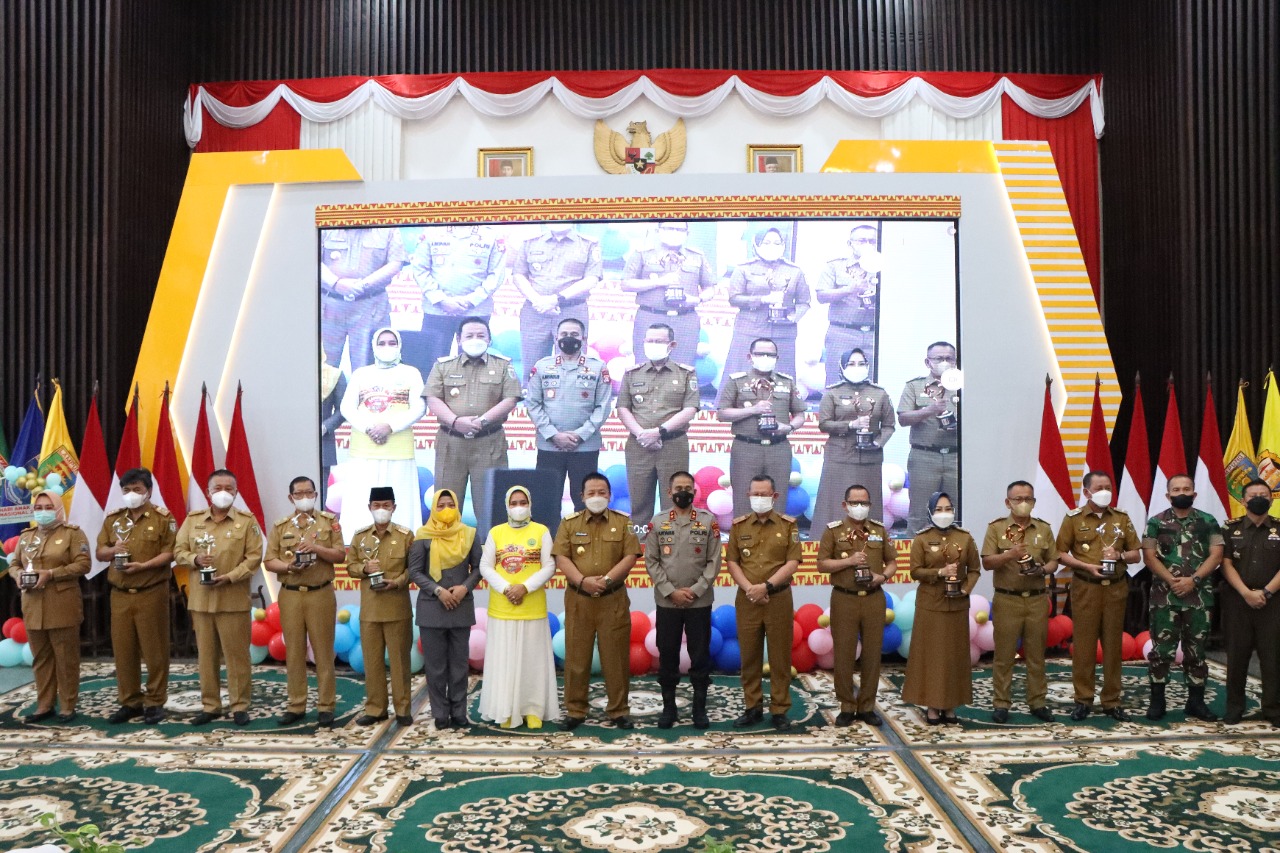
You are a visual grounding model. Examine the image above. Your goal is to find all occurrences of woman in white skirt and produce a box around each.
[478,485,560,728]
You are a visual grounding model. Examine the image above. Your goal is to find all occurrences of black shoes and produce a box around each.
[143,706,166,725]
[395,715,413,726]
[657,689,678,729]
[1030,706,1055,722]
[434,718,452,730]
[1070,703,1090,721]
[233,711,250,726]
[56,711,78,724]
[733,706,764,728]
[450,715,470,729]
[991,708,1010,724]
[834,711,857,727]
[771,713,791,731]
[1184,685,1218,722]
[278,711,305,726]
[109,706,144,724]
[28,709,56,723]
[857,711,883,727]
[559,716,585,731]
[1146,682,1167,720]
[355,713,389,727]
[691,688,710,729]
[609,716,634,729]
[1223,709,1243,725]
[191,711,221,726]
[1103,706,1130,722]
[317,712,335,728]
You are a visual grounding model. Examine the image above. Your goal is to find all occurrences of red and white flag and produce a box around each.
[1079,374,1116,504]
[152,383,187,527]
[1149,375,1187,517]
[1193,374,1230,523]
[102,386,142,519]
[187,383,218,513]
[68,387,112,577]
[1034,377,1075,525]
[1117,372,1153,535]
[225,383,265,529]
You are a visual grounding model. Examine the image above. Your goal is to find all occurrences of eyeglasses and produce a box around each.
[927,357,956,364]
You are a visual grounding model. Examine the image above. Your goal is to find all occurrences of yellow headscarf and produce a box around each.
[415,488,475,580]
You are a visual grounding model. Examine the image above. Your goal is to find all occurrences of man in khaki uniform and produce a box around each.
[264,476,347,728]
[1056,471,1141,721]
[510,224,603,384]
[725,475,803,730]
[717,337,808,519]
[897,342,961,531]
[345,486,415,726]
[424,317,522,519]
[320,227,407,370]
[616,323,700,529]
[95,468,176,725]
[553,472,642,730]
[981,480,1060,723]
[815,223,882,386]
[174,469,264,726]
[621,221,718,367]
[816,484,898,727]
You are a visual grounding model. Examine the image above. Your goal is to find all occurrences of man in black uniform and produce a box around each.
[1220,478,1280,726]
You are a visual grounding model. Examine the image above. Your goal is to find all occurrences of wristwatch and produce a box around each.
[478,417,490,428]
[1263,588,1274,601]
[602,575,615,590]
[764,580,778,594]
[658,425,671,440]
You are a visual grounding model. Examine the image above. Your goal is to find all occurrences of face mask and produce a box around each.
[671,491,694,509]
[644,342,672,362]
[1089,489,1113,508]
[558,336,583,355]
[507,505,530,523]
[460,339,489,358]
[122,492,146,510]
[751,355,777,373]
[33,509,58,527]
[843,365,869,384]
[1246,495,1273,515]
[374,344,401,365]
[434,507,460,525]
[584,496,610,515]
[210,491,235,510]
[756,243,784,262]
[750,496,775,514]
[660,232,687,249]
[846,504,870,521]
[371,508,393,525]
[292,497,316,513]
[932,511,955,529]
[1009,500,1033,517]
[1170,494,1195,510]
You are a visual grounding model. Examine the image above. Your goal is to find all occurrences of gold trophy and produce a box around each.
[844,526,873,586]
[362,540,386,589]
[852,394,877,450]
[923,381,958,432]
[755,377,778,434]
[287,513,317,570]
[1005,524,1040,576]
[19,533,41,590]
[1097,523,1122,579]
[194,532,218,585]
[111,516,136,571]
[942,542,967,598]
[764,285,790,323]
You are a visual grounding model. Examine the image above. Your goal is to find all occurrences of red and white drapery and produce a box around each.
[186,70,1103,296]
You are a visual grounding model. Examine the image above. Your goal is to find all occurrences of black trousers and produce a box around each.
[1223,592,1280,723]
[536,449,600,512]
[656,605,712,690]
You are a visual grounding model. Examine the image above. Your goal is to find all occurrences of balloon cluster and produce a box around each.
[2,466,66,498]
[879,464,911,529]
[550,609,605,674]
[0,617,34,667]
[249,604,285,665]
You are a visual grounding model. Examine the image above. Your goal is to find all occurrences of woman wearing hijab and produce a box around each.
[902,491,981,724]
[338,327,427,538]
[407,488,483,729]
[477,485,559,729]
[7,491,91,722]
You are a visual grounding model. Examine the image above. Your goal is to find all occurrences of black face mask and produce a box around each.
[1246,495,1273,516]
[671,490,695,509]
[1170,494,1195,510]
[558,336,583,355]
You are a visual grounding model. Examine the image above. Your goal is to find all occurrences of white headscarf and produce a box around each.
[371,327,403,368]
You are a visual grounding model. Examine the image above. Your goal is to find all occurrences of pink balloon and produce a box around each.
[706,490,734,516]
[1174,642,1184,664]
[970,642,983,665]
[975,621,996,652]
[325,482,343,514]
[969,596,991,617]
[474,608,488,629]
[969,618,980,641]
[468,628,486,660]
[816,650,835,670]
[854,639,862,660]
[1142,638,1154,659]
[644,627,659,658]
[807,628,834,656]
[886,489,911,520]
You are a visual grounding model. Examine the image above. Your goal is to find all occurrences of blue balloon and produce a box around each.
[882,622,903,655]
[696,355,719,386]
[791,457,801,473]
[333,623,357,657]
[591,643,602,675]
[786,486,809,517]
[711,605,737,640]
[249,643,269,665]
[610,496,631,515]
[715,638,741,672]
[551,629,566,661]
[884,590,900,612]
[604,464,629,498]
[341,606,362,638]
[348,642,366,675]
[547,612,560,636]
[709,626,724,657]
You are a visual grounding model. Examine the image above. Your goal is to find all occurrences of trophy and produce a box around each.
[924,368,963,431]
[287,513,318,570]
[843,527,873,586]
[1097,523,1122,579]
[111,516,135,571]
[194,532,218,585]
[1005,524,1040,576]
[942,543,967,598]
[362,540,386,589]
[765,287,790,323]
[755,378,778,434]
[19,534,41,590]
[852,394,877,450]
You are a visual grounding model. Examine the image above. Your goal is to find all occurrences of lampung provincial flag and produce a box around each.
[68,388,113,576]
[1148,376,1186,518]
[1222,380,1259,519]
[38,379,80,514]
[0,384,45,539]
[1116,372,1153,539]
[1257,369,1280,518]
[1193,375,1230,524]
[1034,378,1075,528]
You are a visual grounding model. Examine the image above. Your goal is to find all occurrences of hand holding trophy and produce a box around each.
[194,532,218,585]
[852,393,877,450]
[942,542,966,598]
[1005,524,1040,576]
[19,534,42,590]
[843,526,873,586]
[362,540,386,589]
[111,516,136,571]
[1098,523,1122,579]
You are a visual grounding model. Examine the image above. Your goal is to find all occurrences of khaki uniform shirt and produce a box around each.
[512,232,603,294]
[815,257,878,326]
[345,523,414,622]
[818,381,895,456]
[410,226,506,315]
[727,259,810,320]
[9,523,91,630]
[552,509,642,578]
[175,508,264,613]
[616,360,700,429]
[320,228,407,290]
[910,526,982,611]
[1055,506,1141,573]
[622,246,717,311]
[897,376,960,449]
[816,518,893,590]
[725,511,803,584]
[425,351,522,419]
[264,510,343,588]
[718,370,807,439]
[644,508,723,607]
[97,502,176,590]
[981,515,1059,592]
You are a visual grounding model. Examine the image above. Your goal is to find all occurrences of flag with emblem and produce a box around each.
[1149,375,1186,517]
[1079,374,1116,503]
[0,383,44,538]
[1116,372,1153,534]
[187,382,220,513]
[225,382,265,528]
[103,386,142,520]
[69,386,112,576]
[1258,369,1280,517]
[1034,377,1074,525]
[152,382,187,527]
[1223,379,1258,518]
[38,379,80,514]
[1193,374,1230,523]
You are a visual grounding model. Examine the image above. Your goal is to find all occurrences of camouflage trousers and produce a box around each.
[1146,603,1211,686]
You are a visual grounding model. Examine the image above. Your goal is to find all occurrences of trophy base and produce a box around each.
[1098,562,1119,580]
[853,436,877,451]
[1018,561,1040,576]
[112,555,131,571]
[369,574,387,590]
[198,571,217,586]
[19,574,38,591]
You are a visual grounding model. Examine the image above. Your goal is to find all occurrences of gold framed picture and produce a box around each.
[478,147,533,178]
[747,145,803,174]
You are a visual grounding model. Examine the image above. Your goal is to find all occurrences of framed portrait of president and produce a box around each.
[479,147,533,178]
[747,144,803,174]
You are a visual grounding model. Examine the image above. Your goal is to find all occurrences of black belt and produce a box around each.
[833,585,876,597]
[441,423,504,439]
[734,434,788,447]
[637,304,696,317]
[569,580,625,597]
[281,581,333,592]
[995,587,1047,597]
[829,320,874,332]
[110,579,168,595]
[632,429,686,441]
[322,287,385,303]
[1073,572,1126,587]
[559,296,588,309]
[911,444,956,454]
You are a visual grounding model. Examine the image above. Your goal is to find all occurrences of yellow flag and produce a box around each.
[1223,382,1259,518]
[1258,370,1280,518]
[38,379,80,513]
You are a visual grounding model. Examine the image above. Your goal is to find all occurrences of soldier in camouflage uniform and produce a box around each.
[1141,474,1224,721]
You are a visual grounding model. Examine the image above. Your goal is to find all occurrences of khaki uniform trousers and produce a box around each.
[29,626,81,713]
[563,589,631,718]
[729,441,793,519]
[624,434,689,529]
[1069,577,1128,707]
[110,584,170,709]
[434,430,508,521]
[192,610,253,714]
[992,591,1049,710]
[280,587,337,714]
[361,619,413,717]
[830,588,884,714]
[906,446,958,531]
[736,586,794,714]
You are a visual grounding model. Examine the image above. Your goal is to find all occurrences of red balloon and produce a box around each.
[692,467,725,506]
[792,642,817,673]
[9,622,28,644]
[1133,630,1150,652]
[1,617,21,639]
[417,635,423,654]
[794,603,824,637]
[1121,632,1138,660]
[1056,615,1073,642]
[2,536,18,555]
[268,632,287,661]
[630,611,651,644]
[250,620,274,647]
[264,602,282,633]
[791,621,805,650]
[629,643,652,676]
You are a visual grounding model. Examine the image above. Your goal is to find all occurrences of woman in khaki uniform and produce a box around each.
[8,491,90,722]
[902,492,980,724]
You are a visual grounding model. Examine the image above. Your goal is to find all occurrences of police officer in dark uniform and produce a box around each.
[1220,478,1280,727]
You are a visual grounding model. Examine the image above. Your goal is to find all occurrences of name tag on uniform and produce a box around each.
[868,535,882,542]
[574,531,589,538]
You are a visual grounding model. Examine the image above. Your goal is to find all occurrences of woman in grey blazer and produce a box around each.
[407,489,483,729]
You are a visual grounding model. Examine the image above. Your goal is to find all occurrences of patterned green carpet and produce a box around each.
[0,658,1274,851]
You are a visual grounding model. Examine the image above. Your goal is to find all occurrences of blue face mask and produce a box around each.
[33,510,58,527]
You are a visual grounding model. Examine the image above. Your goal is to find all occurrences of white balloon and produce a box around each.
[940,368,964,392]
